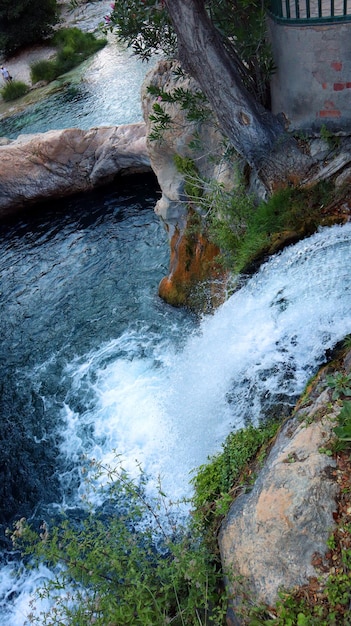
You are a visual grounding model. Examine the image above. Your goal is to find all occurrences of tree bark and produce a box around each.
[164,0,313,189]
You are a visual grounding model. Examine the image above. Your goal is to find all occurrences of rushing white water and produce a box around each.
[54,222,351,505]
[1,214,351,623]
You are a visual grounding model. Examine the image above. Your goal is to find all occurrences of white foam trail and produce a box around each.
[0,563,57,625]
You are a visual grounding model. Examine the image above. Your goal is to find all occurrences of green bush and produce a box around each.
[30,59,57,84]
[205,178,336,273]
[30,28,107,84]
[1,80,30,101]
[191,420,279,533]
[10,459,227,625]
[0,0,58,56]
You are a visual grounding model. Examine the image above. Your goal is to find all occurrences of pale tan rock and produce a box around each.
[0,123,151,216]
[219,397,338,610]
[141,59,239,237]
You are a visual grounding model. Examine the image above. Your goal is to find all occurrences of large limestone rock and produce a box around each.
[141,59,240,232]
[141,59,238,307]
[219,382,339,619]
[0,123,151,216]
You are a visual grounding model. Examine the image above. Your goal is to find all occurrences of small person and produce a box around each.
[1,66,12,83]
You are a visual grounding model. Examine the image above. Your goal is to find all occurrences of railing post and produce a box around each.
[268,0,351,21]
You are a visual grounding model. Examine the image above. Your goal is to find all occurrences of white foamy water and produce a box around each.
[56,223,351,502]
[2,222,351,624]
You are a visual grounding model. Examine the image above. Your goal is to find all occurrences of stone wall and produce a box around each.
[268,18,351,132]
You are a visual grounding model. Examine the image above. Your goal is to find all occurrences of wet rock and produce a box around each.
[141,59,237,307]
[0,123,151,216]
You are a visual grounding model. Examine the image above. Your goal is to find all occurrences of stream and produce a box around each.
[0,29,351,625]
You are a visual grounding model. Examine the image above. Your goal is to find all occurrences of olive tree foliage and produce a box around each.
[0,0,58,56]
[109,0,313,187]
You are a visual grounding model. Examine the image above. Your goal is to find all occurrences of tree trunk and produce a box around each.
[164,0,313,189]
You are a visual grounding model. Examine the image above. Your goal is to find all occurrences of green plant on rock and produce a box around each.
[148,83,212,132]
[333,401,351,448]
[320,123,341,151]
[326,371,351,400]
[202,178,337,273]
[174,154,204,200]
[191,420,280,537]
[1,80,30,101]
[148,101,173,142]
[9,457,227,626]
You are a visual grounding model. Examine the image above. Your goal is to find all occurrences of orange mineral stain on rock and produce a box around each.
[158,219,224,309]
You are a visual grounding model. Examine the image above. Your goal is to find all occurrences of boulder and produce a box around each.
[218,385,339,616]
[0,123,151,216]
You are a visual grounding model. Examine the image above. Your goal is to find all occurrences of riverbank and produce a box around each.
[0,0,112,121]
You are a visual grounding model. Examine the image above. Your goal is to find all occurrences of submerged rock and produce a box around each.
[0,123,151,216]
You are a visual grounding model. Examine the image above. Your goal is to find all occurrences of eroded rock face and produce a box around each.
[0,123,151,216]
[219,387,339,615]
[141,59,238,307]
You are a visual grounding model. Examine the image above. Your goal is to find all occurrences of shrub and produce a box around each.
[9,459,227,625]
[30,59,57,84]
[204,178,336,273]
[0,0,58,56]
[191,420,279,535]
[1,80,30,101]
[30,28,107,83]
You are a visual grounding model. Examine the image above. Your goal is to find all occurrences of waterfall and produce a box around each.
[55,222,351,503]
[0,183,350,623]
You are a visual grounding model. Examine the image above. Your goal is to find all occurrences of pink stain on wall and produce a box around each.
[331,61,342,71]
[318,109,341,118]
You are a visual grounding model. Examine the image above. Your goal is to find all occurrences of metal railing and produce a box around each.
[268,0,351,22]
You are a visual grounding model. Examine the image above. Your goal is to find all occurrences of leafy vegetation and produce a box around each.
[30,28,106,84]
[108,0,274,106]
[147,83,213,141]
[326,370,351,449]
[0,0,58,56]
[8,417,281,625]
[174,155,204,199]
[10,458,228,625]
[191,420,280,538]
[185,176,336,273]
[326,371,351,401]
[0,79,29,101]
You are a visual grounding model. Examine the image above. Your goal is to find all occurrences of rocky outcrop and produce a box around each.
[218,371,341,621]
[141,59,240,308]
[0,123,151,216]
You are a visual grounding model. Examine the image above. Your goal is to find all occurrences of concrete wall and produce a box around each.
[268,18,351,132]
